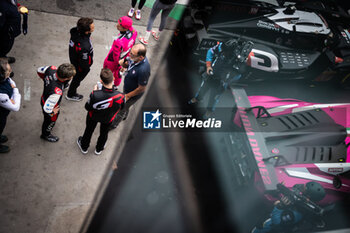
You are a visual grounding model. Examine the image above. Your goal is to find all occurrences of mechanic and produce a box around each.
[139,0,177,45]
[188,40,242,118]
[252,182,326,233]
[0,58,21,153]
[103,16,137,88]
[37,63,76,142]
[66,17,94,102]
[77,68,125,155]
[110,43,150,129]
[0,0,28,63]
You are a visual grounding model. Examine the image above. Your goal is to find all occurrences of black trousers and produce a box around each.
[131,0,146,9]
[0,110,10,136]
[67,69,89,97]
[42,110,59,136]
[81,115,111,151]
[112,94,142,128]
[0,33,15,57]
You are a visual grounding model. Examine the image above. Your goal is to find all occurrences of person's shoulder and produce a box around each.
[46,66,57,74]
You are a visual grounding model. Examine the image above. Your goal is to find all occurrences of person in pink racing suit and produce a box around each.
[103,16,137,87]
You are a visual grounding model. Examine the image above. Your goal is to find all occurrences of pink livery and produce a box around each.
[234,93,350,205]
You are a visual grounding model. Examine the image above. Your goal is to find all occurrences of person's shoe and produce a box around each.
[188,97,199,105]
[77,136,88,154]
[151,30,160,41]
[0,135,8,143]
[0,144,10,153]
[6,57,16,64]
[128,8,135,17]
[94,148,103,155]
[139,36,148,45]
[40,134,59,142]
[65,94,83,101]
[135,10,141,20]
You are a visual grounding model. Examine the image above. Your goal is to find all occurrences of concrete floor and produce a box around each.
[0,1,183,233]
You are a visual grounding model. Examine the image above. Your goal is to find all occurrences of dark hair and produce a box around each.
[100,68,113,84]
[77,17,94,33]
[0,58,9,81]
[57,63,76,79]
[136,44,147,57]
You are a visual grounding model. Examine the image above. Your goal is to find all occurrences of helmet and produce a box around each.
[304,182,326,202]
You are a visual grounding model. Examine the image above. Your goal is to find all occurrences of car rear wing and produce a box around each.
[230,87,279,191]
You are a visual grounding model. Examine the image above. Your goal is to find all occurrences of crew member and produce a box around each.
[77,68,125,155]
[110,43,150,129]
[103,16,137,87]
[66,17,94,101]
[37,63,76,142]
[252,182,326,233]
[0,58,21,153]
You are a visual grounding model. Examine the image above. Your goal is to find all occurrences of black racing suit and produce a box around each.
[81,86,125,151]
[37,66,64,137]
[68,27,93,97]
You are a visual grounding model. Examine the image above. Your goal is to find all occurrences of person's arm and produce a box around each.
[206,43,221,74]
[78,46,92,74]
[43,94,60,115]
[0,90,21,112]
[125,85,146,101]
[37,66,51,79]
[85,92,94,111]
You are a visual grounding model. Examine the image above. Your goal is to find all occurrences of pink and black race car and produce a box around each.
[231,87,350,206]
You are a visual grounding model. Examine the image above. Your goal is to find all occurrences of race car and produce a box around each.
[225,87,350,230]
[229,86,350,203]
[184,0,350,87]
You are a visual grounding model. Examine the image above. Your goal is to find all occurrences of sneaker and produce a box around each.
[40,134,59,142]
[0,135,8,143]
[127,8,135,17]
[94,148,103,155]
[139,36,148,45]
[135,10,141,20]
[65,94,83,101]
[0,144,10,153]
[77,136,88,154]
[151,30,160,41]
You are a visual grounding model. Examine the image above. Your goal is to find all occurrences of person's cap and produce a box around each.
[118,16,133,30]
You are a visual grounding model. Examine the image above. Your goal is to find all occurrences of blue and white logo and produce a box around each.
[143,109,162,129]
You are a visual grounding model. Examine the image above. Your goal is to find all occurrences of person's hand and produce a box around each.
[93,84,98,90]
[10,83,16,89]
[18,5,28,14]
[125,94,129,102]
[118,58,125,66]
[52,105,60,115]
[206,66,213,75]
